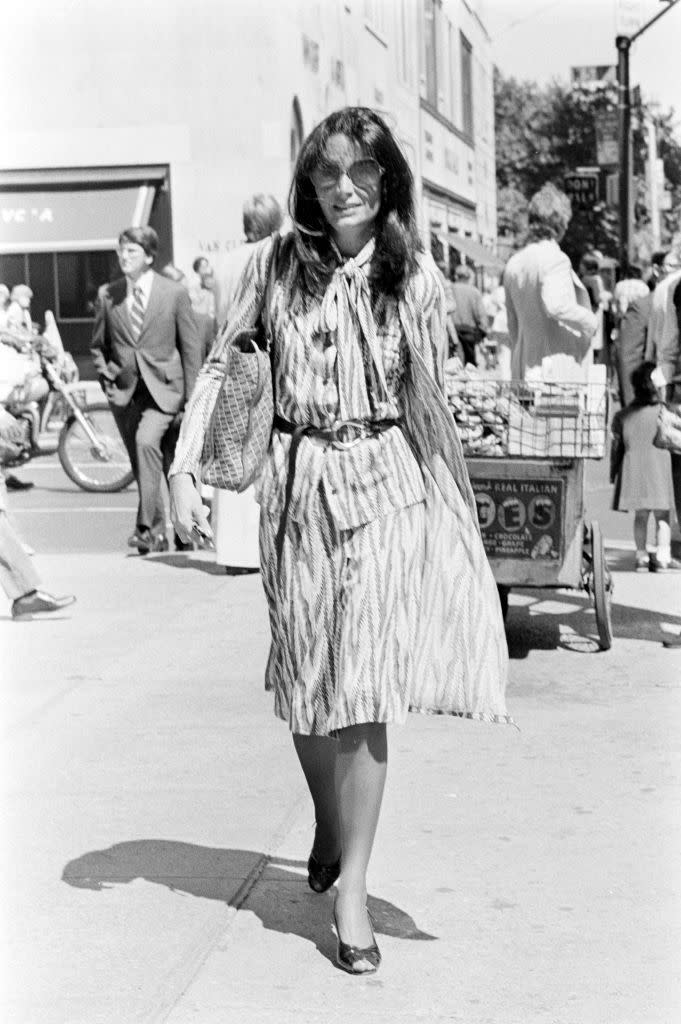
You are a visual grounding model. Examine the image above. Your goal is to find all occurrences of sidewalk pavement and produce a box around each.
[1,549,680,1024]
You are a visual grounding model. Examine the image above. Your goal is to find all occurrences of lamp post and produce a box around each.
[616,0,679,269]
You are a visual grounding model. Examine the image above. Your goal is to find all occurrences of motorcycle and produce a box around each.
[4,345,134,494]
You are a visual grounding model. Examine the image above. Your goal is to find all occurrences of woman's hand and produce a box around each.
[169,473,213,545]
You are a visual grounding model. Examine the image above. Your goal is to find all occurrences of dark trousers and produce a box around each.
[110,382,178,534]
[672,453,681,553]
[454,324,481,366]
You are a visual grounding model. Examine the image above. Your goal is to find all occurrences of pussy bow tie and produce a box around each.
[319,241,389,418]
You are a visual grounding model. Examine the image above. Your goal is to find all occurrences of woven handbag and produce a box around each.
[200,235,280,491]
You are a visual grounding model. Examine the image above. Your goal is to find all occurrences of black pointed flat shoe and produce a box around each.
[333,906,381,975]
[307,852,341,894]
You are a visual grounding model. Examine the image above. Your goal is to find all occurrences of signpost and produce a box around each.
[616,0,679,267]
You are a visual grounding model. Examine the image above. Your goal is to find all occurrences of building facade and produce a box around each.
[1,0,497,375]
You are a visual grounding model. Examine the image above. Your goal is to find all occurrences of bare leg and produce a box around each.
[654,510,671,564]
[334,722,387,951]
[633,509,650,554]
[292,733,341,865]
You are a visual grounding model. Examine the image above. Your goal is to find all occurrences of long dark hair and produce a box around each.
[630,361,660,406]
[288,107,422,301]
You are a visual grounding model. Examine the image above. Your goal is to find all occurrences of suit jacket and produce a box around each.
[90,272,202,414]
[646,269,681,368]
[617,292,652,406]
[503,239,597,379]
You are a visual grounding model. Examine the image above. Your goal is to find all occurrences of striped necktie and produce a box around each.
[130,285,145,340]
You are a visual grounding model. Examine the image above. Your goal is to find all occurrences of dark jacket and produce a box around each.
[90,272,202,414]
[616,292,652,407]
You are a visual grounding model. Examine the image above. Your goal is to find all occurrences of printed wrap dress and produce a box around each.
[171,235,511,735]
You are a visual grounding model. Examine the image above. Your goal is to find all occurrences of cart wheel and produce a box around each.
[583,521,614,651]
[497,584,510,622]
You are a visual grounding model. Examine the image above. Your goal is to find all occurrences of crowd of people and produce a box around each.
[0,283,78,616]
[2,102,681,972]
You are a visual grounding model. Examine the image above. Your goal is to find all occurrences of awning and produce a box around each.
[448,233,505,271]
[0,183,156,254]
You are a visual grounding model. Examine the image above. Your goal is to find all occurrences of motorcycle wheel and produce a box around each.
[58,402,135,493]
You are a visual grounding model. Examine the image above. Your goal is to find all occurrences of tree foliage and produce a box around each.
[494,67,681,267]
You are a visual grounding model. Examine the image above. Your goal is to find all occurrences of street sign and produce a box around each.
[616,0,643,35]
[595,110,619,166]
[571,65,617,86]
[564,171,600,210]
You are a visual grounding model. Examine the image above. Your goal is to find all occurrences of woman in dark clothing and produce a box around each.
[610,361,680,571]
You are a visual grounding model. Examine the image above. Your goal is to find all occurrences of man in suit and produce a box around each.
[503,183,597,380]
[91,226,201,553]
[616,291,653,407]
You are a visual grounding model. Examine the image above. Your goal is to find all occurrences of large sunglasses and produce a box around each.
[311,158,384,195]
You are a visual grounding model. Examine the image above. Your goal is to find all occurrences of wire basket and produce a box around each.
[445,377,607,459]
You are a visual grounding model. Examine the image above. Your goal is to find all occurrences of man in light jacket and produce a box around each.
[503,184,597,380]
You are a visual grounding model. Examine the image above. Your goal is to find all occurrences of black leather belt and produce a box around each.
[273,414,401,570]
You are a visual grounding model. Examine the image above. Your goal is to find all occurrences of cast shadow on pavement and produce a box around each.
[145,553,261,576]
[62,840,436,968]
[506,589,681,660]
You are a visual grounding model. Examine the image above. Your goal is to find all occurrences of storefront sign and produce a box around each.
[472,477,565,560]
[0,185,152,253]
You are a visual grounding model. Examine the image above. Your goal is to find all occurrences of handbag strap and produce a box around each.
[260,231,281,351]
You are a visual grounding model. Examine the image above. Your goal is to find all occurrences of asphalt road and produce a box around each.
[8,450,632,555]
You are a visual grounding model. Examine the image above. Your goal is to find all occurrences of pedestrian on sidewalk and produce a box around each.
[211,194,283,573]
[450,263,488,366]
[610,361,681,573]
[503,184,597,381]
[169,107,509,976]
[90,226,202,555]
[0,410,75,618]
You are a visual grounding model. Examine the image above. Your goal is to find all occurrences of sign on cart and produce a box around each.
[472,477,565,560]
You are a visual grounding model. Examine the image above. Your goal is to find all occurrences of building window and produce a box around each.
[0,253,28,291]
[448,20,458,127]
[57,251,116,320]
[460,31,473,138]
[397,0,412,85]
[423,0,438,107]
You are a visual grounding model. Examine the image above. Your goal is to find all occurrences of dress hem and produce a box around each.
[274,703,516,735]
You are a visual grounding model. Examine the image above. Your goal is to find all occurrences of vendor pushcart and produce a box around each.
[447,367,614,650]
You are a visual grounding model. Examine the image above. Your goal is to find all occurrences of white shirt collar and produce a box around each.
[126,268,154,303]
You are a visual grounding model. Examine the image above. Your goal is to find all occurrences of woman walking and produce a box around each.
[170,108,509,974]
[611,361,680,572]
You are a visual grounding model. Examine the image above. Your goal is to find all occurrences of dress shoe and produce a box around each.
[649,555,681,573]
[12,590,76,619]
[174,532,194,552]
[307,852,341,894]
[128,528,152,554]
[333,901,381,975]
[5,474,34,491]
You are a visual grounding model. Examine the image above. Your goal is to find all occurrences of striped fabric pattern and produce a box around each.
[129,286,145,340]
[171,234,511,734]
